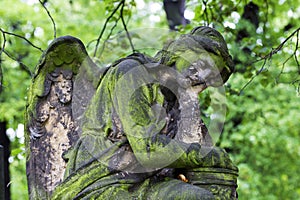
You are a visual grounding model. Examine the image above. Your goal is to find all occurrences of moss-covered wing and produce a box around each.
[25,36,104,199]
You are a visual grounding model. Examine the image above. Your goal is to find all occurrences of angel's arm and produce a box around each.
[113,62,231,169]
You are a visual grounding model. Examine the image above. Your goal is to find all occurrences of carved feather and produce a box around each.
[25,36,103,199]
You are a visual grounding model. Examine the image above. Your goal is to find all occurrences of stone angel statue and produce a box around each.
[25,26,238,200]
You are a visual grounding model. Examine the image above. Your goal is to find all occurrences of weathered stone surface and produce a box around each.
[25,36,103,199]
[185,167,239,199]
[26,27,238,200]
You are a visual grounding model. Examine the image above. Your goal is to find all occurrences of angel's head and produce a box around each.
[157,26,234,90]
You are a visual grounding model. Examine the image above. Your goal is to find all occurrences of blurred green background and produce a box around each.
[0,0,299,199]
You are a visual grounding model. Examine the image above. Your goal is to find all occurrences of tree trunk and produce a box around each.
[0,121,11,200]
[163,0,189,30]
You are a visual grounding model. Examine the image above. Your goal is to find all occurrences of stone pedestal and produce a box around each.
[185,167,238,199]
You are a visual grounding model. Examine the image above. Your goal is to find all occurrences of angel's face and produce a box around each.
[175,50,224,91]
[54,75,72,103]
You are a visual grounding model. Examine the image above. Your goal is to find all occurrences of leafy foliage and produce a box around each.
[0,0,299,199]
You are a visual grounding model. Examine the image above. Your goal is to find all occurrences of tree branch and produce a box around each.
[275,53,294,83]
[39,0,57,39]
[0,31,5,93]
[120,1,135,53]
[294,30,299,71]
[3,50,33,77]
[86,39,97,49]
[93,0,124,57]
[98,16,121,58]
[239,27,300,94]
[239,58,267,95]
[0,30,6,58]
[256,27,300,62]
[202,0,209,26]
[0,28,43,52]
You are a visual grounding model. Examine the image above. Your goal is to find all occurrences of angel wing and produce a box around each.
[25,36,105,199]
